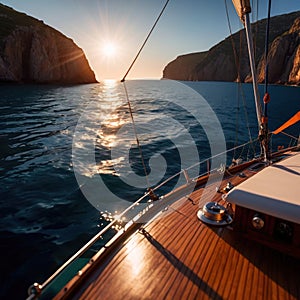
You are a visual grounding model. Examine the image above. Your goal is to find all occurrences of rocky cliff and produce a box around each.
[163,11,300,85]
[256,16,300,85]
[0,4,97,84]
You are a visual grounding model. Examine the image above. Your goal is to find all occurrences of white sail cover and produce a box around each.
[232,0,251,21]
[226,153,300,224]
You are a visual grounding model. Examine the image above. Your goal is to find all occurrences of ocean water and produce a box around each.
[0,80,299,299]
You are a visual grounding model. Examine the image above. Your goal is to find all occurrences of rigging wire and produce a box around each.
[264,0,272,98]
[251,0,259,58]
[120,0,171,189]
[224,0,240,82]
[122,82,150,188]
[121,0,171,83]
[261,0,272,161]
[224,0,240,158]
[224,0,255,157]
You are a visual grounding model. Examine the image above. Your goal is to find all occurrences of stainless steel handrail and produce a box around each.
[28,136,294,299]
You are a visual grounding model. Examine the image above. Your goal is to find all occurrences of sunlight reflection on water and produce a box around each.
[72,79,227,215]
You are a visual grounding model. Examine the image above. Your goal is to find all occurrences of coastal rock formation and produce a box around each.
[256,17,300,85]
[161,52,207,81]
[163,11,300,86]
[0,4,97,84]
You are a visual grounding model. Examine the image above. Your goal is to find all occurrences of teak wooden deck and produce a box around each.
[56,157,300,300]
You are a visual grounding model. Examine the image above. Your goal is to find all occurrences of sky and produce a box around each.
[1,0,300,81]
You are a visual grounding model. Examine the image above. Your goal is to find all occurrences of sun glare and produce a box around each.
[102,42,117,57]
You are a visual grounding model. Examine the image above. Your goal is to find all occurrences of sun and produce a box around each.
[102,42,117,57]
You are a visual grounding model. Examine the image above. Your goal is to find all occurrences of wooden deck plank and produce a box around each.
[144,205,200,299]
[187,229,222,299]
[68,162,300,300]
[159,221,205,298]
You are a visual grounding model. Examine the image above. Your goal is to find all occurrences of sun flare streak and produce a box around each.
[101,42,117,57]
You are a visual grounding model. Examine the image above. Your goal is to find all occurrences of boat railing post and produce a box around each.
[183,169,191,184]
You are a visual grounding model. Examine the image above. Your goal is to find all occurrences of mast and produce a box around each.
[232,0,270,160]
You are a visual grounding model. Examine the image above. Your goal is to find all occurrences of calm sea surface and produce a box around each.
[0,80,299,298]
